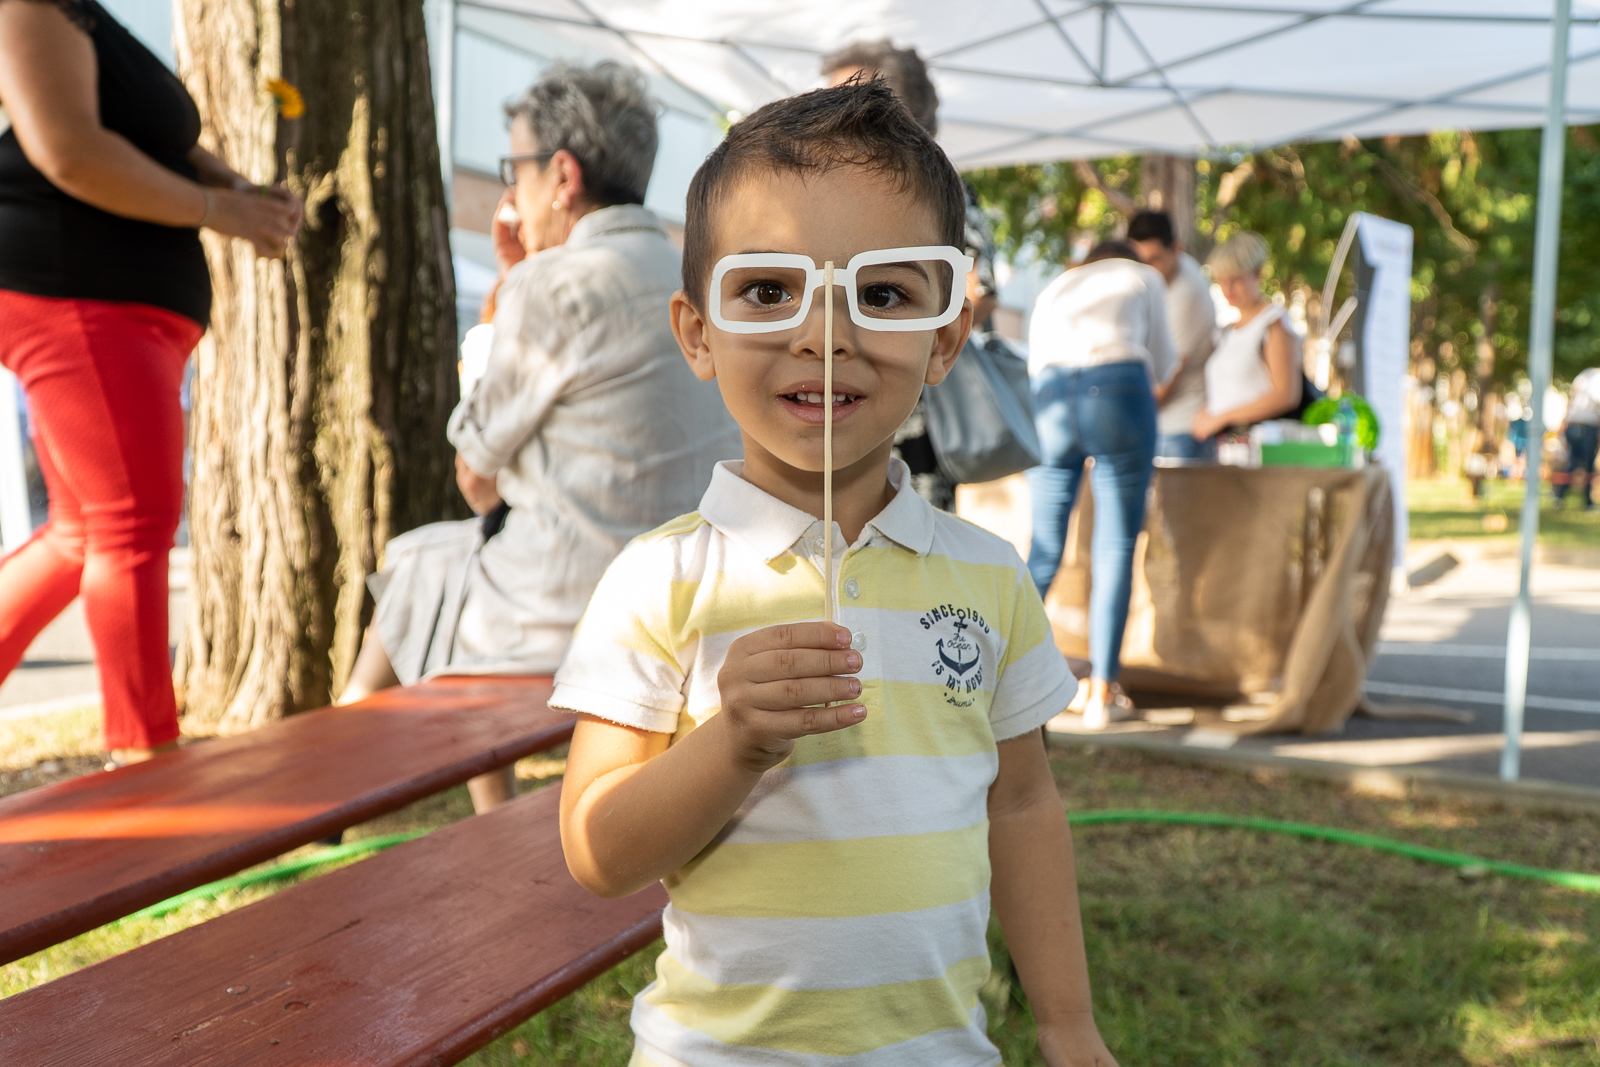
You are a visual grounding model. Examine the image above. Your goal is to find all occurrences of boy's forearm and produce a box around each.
[990,792,1096,1023]
[563,715,763,897]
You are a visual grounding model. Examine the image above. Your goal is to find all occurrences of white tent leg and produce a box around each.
[425,0,456,203]
[1501,0,1572,783]
[0,369,31,555]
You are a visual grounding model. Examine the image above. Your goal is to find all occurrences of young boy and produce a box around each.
[554,82,1118,1067]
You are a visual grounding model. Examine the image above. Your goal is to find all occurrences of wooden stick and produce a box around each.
[823,261,835,627]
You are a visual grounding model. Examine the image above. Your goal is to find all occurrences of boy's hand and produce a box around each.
[1037,1012,1120,1067]
[716,622,864,773]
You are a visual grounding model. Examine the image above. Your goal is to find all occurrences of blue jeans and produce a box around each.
[1027,361,1157,682]
[1559,423,1599,506]
[1156,431,1216,462]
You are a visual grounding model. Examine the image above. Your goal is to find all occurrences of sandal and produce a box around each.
[1081,684,1137,730]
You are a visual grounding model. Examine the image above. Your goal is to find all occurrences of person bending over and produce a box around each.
[554,82,1118,1067]
[338,62,737,812]
[1026,241,1177,728]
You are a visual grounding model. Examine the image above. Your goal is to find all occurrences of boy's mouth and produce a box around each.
[778,388,864,425]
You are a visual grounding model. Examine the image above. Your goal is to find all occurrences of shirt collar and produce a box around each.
[566,203,666,247]
[698,456,936,563]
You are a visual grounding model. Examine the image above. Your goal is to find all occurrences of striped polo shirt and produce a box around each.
[552,458,1075,1067]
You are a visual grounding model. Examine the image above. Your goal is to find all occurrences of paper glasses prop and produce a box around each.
[708,246,974,335]
[708,246,974,626]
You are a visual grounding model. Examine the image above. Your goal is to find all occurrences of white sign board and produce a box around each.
[1357,214,1414,573]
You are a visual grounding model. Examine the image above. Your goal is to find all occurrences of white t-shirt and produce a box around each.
[1568,367,1600,427]
[1028,258,1178,385]
[1156,253,1220,436]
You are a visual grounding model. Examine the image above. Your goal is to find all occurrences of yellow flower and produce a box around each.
[266,78,304,119]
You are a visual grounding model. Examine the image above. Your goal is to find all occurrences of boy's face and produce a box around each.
[671,167,970,487]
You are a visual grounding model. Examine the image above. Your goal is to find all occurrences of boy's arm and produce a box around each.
[988,729,1120,1067]
[560,622,864,899]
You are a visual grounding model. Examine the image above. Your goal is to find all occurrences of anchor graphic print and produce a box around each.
[921,603,990,707]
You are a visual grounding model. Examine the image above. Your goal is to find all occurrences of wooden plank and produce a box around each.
[0,786,667,1067]
[0,676,572,965]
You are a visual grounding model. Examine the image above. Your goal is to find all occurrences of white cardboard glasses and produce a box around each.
[705,245,973,627]
[709,246,974,335]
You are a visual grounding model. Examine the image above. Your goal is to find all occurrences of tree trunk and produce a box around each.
[174,0,460,733]
[1141,153,1197,252]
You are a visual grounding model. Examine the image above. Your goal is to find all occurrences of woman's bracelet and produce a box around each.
[198,187,214,229]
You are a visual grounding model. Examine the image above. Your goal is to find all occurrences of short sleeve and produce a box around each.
[550,537,686,733]
[987,567,1076,741]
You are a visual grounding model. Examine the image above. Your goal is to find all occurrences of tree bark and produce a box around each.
[174,0,460,732]
[1141,153,1197,252]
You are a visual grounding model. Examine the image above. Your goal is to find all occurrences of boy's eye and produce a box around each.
[859,283,908,310]
[741,281,792,307]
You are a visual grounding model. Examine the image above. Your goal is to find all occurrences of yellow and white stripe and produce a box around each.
[554,459,1075,1066]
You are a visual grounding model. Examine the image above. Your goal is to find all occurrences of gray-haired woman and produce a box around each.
[339,62,737,809]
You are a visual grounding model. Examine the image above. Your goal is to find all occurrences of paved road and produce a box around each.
[1307,551,1600,786]
[1054,546,1600,790]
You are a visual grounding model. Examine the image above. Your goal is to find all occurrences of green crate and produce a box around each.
[1259,441,1349,468]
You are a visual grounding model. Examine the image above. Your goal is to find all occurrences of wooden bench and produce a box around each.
[0,785,668,1065]
[0,675,572,965]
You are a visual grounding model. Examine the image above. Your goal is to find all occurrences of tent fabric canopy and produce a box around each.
[460,0,1600,164]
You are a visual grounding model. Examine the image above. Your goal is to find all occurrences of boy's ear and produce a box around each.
[923,299,973,387]
[670,290,718,382]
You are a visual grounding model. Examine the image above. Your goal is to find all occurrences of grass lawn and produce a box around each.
[3,717,1597,1066]
[1408,476,1600,548]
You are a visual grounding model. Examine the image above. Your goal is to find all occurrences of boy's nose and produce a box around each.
[791,285,853,360]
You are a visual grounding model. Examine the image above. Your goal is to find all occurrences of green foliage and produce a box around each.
[966,129,1600,387]
[1304,394,1380,452]
[965,157,1141,270]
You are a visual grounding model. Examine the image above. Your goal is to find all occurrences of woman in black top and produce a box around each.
[0,0,303,765]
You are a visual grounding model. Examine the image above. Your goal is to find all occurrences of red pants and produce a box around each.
[0,290,200,749]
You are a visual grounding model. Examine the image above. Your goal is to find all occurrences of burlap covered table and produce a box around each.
[1040,465,1393,735]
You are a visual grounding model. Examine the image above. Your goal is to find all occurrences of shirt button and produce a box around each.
[850,629,867,651]
[845,578,860,599]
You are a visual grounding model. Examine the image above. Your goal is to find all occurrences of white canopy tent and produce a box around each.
[446,0,1600,164]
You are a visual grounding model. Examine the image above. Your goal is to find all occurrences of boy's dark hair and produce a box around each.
[818,39,939,135]
[682,82,966,309]
[1082,239,1142,265]
[1126,210,1175,247]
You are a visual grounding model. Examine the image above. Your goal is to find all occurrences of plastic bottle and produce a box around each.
[1333,396,1358,468]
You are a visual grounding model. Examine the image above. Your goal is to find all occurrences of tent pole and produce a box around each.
[1501,0,1571,782]
[426,0,456,203]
